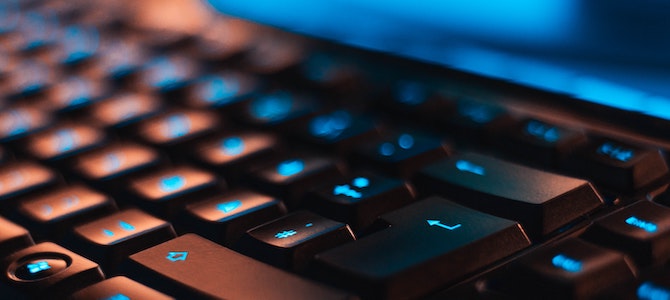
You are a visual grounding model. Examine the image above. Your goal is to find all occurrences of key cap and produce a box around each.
[181,189,287,245]
[128,166,222,217]
[564,137,669,192]
[122,233,353,299]
[69,276,174,300]
[52,25,100,66]
[441,98,514,142]
[24,123,106,161]
[238,91,318,130]
[500,239,635,300]
[354,131,451,178]
[135,109,220,150]
[306,171,415,230]
[246,156,345,207]
[66,209,176,273]
[11,11,59,52]
[16,185,117,240]
[89,93,164,129]
[0,161,58,205]
[384,80,456,123]
[5,60,54,98]
[0,242,104,299]
[139,55,199,92]
[185,72,259,110]
[298,110,380,154]
[583,201,670,266]
[414,152,604,238]
[191,18,253,61]
[0,216,34,257]
[92,38,146,80]
[237,211,355,271]
[313,196,531,299]
[0,106,52,142]
[43,76,107,113]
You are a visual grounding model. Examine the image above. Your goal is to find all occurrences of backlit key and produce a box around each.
[24,123,106,161]
[0,106,52,142]
[299,110,380,154]
[136,109,220,148]
[185,72,259,109]
[90,93,163,129]
[0,216,34,257]
[74,143,161,186]
[0,161,58,204]
[69,276,174,300]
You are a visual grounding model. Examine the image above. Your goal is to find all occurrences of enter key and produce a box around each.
[313,196,531,300]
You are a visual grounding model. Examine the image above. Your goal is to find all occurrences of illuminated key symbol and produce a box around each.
[397,134,414,149]
[159,175,186,192]
[552,254,582,272]
[275,230,297,239]
[352,177,369,188]
[27,261,51,274]
[526,120,560,143]
[118,221,135,231]
[54,129,77,152]
[251,93,292,121]
[625,216,657,233]
[62,195,79,209]
[309,111,351,139]
[221,136,245,156]
[216,200,242,213]
[166,251,188,262]
[456,160,486,176]
[104,294,131,300]
[201,76,239,103]
[163,114,191,138]
[65,78,91,106]
[597,142,634,162]
[277,159,304,177]
[333,185,362,199]
[460,104,493,123]
[103,229,115,237]
[103,152,123,172]
[426,220,461,231]
[305,223,313,227]
[638,282,670,300]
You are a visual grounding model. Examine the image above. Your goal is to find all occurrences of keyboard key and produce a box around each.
[0,216,34,257]
[53,25,100,66]
[243,35,305,74]
[135,109,220,149]
[128,166,222,217]
[0,242,103,299]
[16,185,117,240]
[24,123,106,161]
[355,131,451,178]
[583,201,670,266]
[313,196,531,299]
[239,91,318,130]
[43,76,107,113]
[501,239,635,300]
[246,156,345,207]
[237,211,355,271]
[90,93,164,129]
[139,55,199,92]
[123,233,353,299]
[69,276,174,300]
[298,110,380,154]
[384,80,456,123]
[414,152,604,238]
[0,161,58,204]
[182,189,287,245]
[0,106,52,142]
[306,171,415,229]
[185,72,259,109]
[73,143,162,189]
[5,60,54,98]
[441,98,514,142]
[66,209,176,273]
[11,11,60,52]
[564,137,669,192]
[92,38,147,80]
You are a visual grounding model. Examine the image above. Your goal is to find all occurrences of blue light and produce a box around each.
[275,230,297,239]
[397,134,414,149]
[64,78,92,107]
[277,159,304,176]
[379,142,396,156]
[163,114,191,138]
[637,282,670,300]
[54,129,76,152]
[426,219,461,230]
[61,25,100,64]
[6,109,29,136]
[103,229,115,237]
[119,221,135,231]
[221,136,245,155]
[333,184,362,199]
[146,57,180,88]
[250,93,292,121]
[455,160,486,176]
[103,152,123,172]
[597,142,634,162]
[352,177,370,188]
[104,294,131,300]
[459,103,493,123]
[551,254,582,272]
[395,81,426,105]
[525,120,560,143]
[27,261,51,274]
[159,175,186,192]
[216,200,242,213]
[309,110,352,139]
[625,216,657,233]
[199,75,239,104]
[166,251,188,262]
[305,223,313,227]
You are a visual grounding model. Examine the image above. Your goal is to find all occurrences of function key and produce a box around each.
[564,138,669,192]
[135,109,220,150]
[0,161,58,205]
[24,123,106,162]
[16,185,117,240]
[69,276,174,300]
[0,106,52,142]
[0,242,103,299]
[414,152,604,239]
[0,216,34,257]
[298,110,380,154]
[184,72,259,110]
[66,209,176,273]
[89,93,164,129]
[181,189,286,245]
[237,211,355,271]
[73,143,162,189]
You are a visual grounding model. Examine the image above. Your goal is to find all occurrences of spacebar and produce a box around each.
[122,234,354,300]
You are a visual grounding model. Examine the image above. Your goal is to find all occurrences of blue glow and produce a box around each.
[61,25,100,64]
[397,134,414,149]
[525,120,560,143]
[163,114,191,138]
[352,177,370,188]
[455,160,486,176]
[103,229,115,237]
[27,261,51,274]
[379,142,396,156]
[199,75,240,104]
[221,136,245,155]
[625,216,657,233]
[333,184,362,199]
[426,219,461,230]
[54,129,77,152]
[104,294,131,300]
[64,78,92,107]
[166,251,188,262]
[459,102,493,123]
[146,57,180,89]
[637,282,670,300]
[103,152,123,172]
[216,200,242,213]
[597,142,634,162]
[395,81,427,105]
[275,230,297,239]
[277,159,304,176]
[309,111,352,139]
[159,175,186,192]
[119,221,135,231]
[6,109,29,136]
[305,223,313,227]
[551,254,582,272]
[250,93,293,121]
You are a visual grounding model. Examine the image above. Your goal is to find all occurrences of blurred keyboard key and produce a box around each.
[239,91,318,130]
[0,106,52,142]
[24,123,106,161]
[53,25,100,66]
[185,72,259,109]
[243,35,305,74]
[92,38,147,80]
[5,60,54,98]
[298,110,380,154]
[90,93,163,129]
[73,143,162,188]
[43,76,107,113]
[441,98,514,142]
[191,18,253,61]
[0,216,34,257]
[0,161,58,204]
[139,55,199,92]
[136,109,220,149]
[69,276,174,300]
[193,131,280,178]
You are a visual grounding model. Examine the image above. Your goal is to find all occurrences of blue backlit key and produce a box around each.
[11,11,59,52]
[415,152,604,238]
[384,80,456,123]
[185,72,259,109]
[182,189,286,245]
[44,76,107,113]
[238,211,355,271]
[69,276,174,300]
[441,98,514,142]
[299,110,380,154]
[5,60,54,98]
[136,109,220,149]
[564,137,669,191]
[307,171,415,230]
[0,106,52,142]
[24,123,106,161]
[53,25,100,65]
[501,239,635,299]
[66,209,176,273]
[93,39,147,80]
[89,93,164,129]
[0,161,58,205]
[583,200,670,266]
[140,55,198,92]
[240,91,318,130]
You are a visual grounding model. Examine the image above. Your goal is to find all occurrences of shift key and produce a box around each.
[122,234,355,300]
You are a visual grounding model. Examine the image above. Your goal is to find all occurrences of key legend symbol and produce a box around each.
[216,200,242,213]
[166,251,188,262]
[427,219,462,231]
[275,230,297,239]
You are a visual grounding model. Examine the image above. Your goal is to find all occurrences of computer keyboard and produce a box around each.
[2,1,670,299]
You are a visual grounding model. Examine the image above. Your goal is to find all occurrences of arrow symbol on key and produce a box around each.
[427,220,461,230]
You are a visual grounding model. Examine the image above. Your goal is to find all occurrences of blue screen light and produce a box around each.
[250,93,292,121]
[455,160,486,176]
[159,175,186,192]
[525,120,560,143]
[309,110,352,139]
[275,230,297,239]
[597,142,634,162]
[551,254,582,272]
[277,159,304,176]
[216,199,242,213]
[27,261,51,274]
[625,216,657,233]
[163,114,191,138]
[166,251,188,262]
[637,282,670,300]
[221,136,245,155]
